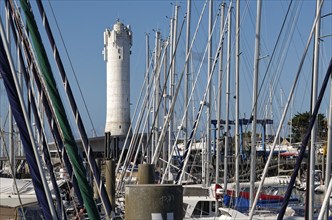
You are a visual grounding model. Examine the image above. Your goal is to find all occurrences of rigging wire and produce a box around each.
[143,5,188,167]
[175,1,233,184]
[234,0,255,124]
[259,0,301,128]
[115,54,152,173]
[114,38,154,175]
[287,3,314,113]
[242,0,295,135]
[119,41,169,189]
[249,0,326,217]
[160,0,210,183]
[46,0,97,137]
[116,48,157,192]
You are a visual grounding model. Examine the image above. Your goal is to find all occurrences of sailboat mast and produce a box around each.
[205,0,213,187]
[153,31,161,161]
[172,5,179,80]
[146,33,151,163]
[163,39,168,174]
[168,5,179,180]
[150,36,155,164]
[163,2,208,184]
[224,3,231,194]
[168,17,173,180]
[250,0,262,207]
[216,1,225,186]
[309,0,321,218]
[184,0,191,177]
[235,0,240,198]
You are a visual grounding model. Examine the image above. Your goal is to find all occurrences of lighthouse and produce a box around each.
[103,21,132,159]
[104,21,132,137]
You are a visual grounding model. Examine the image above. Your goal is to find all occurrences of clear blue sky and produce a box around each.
[19,1,332,138]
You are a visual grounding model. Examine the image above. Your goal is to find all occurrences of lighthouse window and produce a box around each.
[119,125,121,129]
[119,56,121,59]
[118,49,121,54]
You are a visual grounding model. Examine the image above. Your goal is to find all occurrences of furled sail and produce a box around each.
[4,7,64,217]
[35,0,114,216]
[19,0,100,219]
[6,0,85,210]
[0,31,53,219]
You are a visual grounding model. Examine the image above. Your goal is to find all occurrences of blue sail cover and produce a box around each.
[7,7,83,208]
[13,45,62,218]
[0,38,52,219]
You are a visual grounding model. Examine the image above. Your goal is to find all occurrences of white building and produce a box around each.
[104,21,132,137]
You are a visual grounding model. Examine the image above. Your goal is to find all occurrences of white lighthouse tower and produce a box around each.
[104,20,132,137]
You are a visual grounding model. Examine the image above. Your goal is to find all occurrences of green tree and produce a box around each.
[290,111,327,143]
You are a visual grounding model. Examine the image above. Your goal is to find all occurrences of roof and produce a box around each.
[0,178,35,195]
[0,194,39,208]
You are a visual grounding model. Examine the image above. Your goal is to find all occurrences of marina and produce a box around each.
[0,0,331,220]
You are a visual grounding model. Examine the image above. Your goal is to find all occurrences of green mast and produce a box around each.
[19,1,100,219]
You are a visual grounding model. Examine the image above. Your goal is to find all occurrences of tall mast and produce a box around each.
[309,0,321,218]
[224,4,231,194]
[168,15,174,180]
[163,39,168,173]
[235,0,240,198]
[205,0,213,187]
[184,0,191,175]
[146,33,150,163]
[169,4,179,179]
[216,2,225,186]
[153,31,161,161]
[250,0,262,207]
[172,5,179,80]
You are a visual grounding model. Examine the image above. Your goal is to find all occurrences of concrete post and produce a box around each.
[138,164,155,184]
[105,159,115,212]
